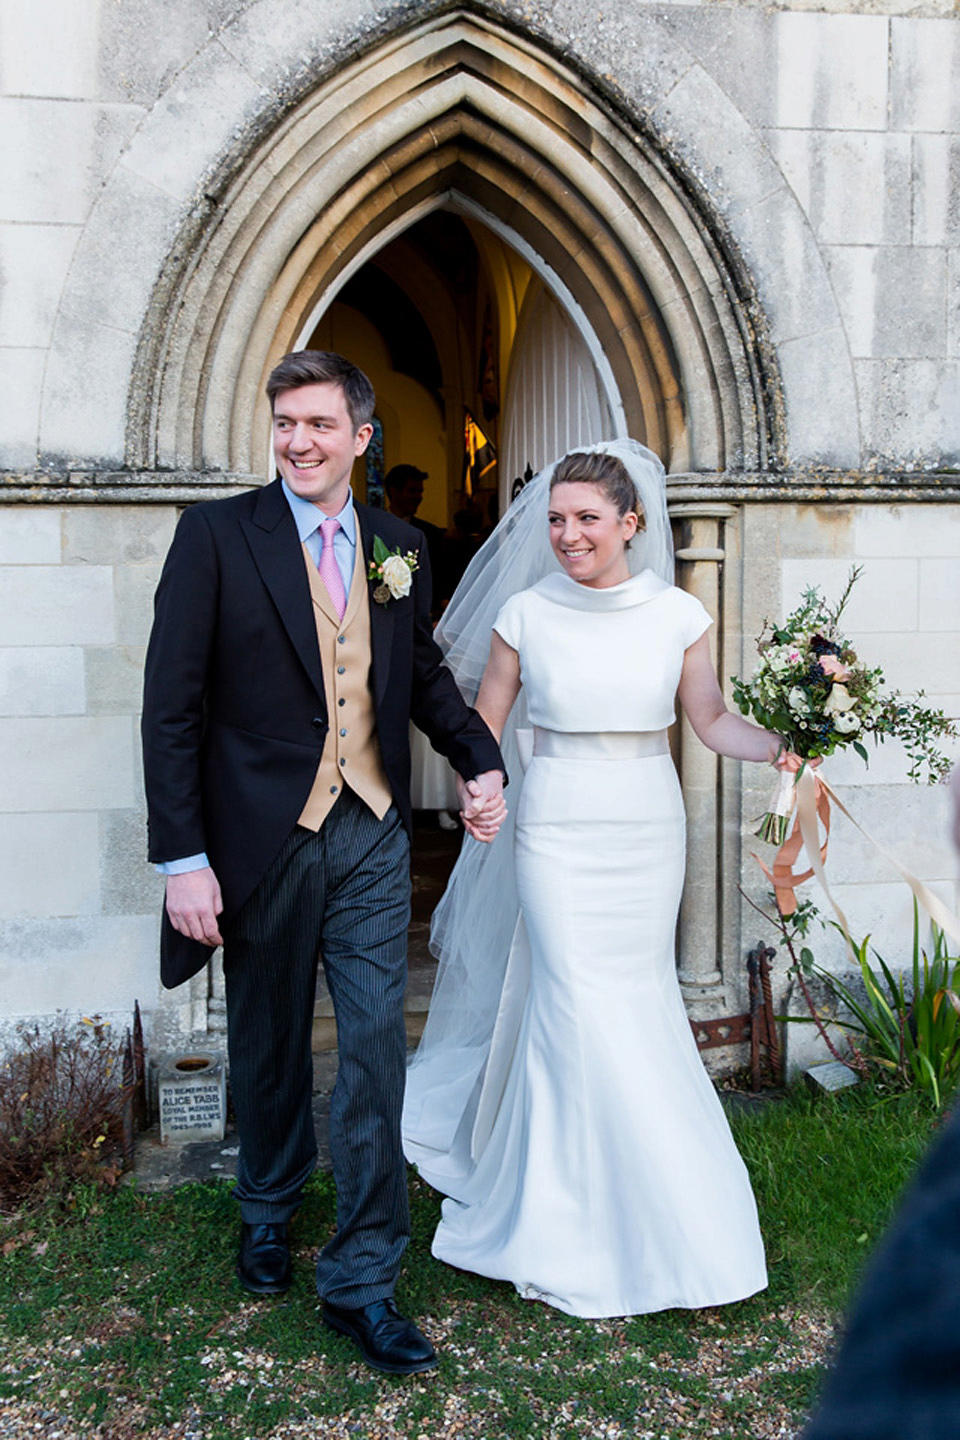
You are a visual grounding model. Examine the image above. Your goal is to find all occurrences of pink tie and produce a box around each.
[317,516,346,620]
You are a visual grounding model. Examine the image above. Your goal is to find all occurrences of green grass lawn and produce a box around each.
[0,1086,940,1440]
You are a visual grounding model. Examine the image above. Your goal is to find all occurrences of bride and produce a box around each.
[403,440,794,1320]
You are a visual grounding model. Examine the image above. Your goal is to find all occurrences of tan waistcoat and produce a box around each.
[297,537,392,830]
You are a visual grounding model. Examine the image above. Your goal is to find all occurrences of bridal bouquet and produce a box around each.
[732,568,956,844]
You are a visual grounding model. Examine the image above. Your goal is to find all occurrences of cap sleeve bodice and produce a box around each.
[492,570,711,733]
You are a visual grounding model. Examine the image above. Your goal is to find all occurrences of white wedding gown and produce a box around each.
[403,570,767,1318]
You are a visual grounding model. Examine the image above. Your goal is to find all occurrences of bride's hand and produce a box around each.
[457,771,508,843]
[773,746,822,773]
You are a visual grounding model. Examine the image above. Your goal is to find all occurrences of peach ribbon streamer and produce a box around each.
[753,767,831,915]
[755,766,960,957]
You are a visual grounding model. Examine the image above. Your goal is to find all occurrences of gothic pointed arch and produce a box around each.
[126,12,783,480]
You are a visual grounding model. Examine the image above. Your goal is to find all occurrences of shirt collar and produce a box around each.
[280,481,357,548]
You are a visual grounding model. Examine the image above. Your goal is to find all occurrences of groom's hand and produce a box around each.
[457,770,507,843]
[165,866,224,947]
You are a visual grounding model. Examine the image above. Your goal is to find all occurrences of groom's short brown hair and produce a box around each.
[266,350,376,433]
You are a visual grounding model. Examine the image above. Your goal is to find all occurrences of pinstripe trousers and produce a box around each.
[221,789,412,1307]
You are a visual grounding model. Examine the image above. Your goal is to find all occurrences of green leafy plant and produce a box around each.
[808,909,960,1109]
[753,887,960,1109]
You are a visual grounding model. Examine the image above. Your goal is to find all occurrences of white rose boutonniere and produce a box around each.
[367,535,419,605]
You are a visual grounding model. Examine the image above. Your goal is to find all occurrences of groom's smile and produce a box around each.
[272,380,373,514]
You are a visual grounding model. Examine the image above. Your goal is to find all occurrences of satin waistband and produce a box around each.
[531,727,670,759]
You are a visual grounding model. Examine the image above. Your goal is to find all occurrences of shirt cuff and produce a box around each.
[155,853,210,875]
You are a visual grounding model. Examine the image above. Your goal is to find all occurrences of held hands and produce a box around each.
[457,769,507,843]
[165,866,224,947]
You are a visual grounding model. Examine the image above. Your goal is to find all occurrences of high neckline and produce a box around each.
[533,569,671,610]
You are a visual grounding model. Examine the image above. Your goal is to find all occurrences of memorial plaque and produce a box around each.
[158,1052,227,1144]
[804,1060,860,1095]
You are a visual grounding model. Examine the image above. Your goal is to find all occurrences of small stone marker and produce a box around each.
[804,1060,860,1094]
[158,1052,227,1144]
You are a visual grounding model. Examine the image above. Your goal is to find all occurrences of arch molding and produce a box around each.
[129,12,782,478]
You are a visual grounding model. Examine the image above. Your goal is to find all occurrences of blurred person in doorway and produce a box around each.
[385,464,450,616]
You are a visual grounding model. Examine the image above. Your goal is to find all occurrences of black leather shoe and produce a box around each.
[322,1298,437,1374]
[236,1222,292,1294]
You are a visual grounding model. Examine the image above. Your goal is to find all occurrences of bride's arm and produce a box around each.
[475,632,522,743]
[453,633,521,842]
[677,632,784,764]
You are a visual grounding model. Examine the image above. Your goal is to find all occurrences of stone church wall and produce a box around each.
[1,0,958,1060]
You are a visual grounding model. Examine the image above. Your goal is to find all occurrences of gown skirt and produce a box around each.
[428,745,768,1318]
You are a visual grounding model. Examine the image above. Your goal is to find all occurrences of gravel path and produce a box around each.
[0,1288,835,1439]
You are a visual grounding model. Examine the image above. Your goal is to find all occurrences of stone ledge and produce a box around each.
[666,471,960,504]
[4,469,960,505]
[0,471,260,504]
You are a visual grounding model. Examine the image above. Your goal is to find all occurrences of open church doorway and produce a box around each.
[300,206,623,611]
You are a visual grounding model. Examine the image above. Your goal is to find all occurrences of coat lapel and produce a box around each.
[356,503,394,710]
[239,480,325,701]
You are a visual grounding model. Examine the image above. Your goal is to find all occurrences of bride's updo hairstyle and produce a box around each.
[550,450,645,532]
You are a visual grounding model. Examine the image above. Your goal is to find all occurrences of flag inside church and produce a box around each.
[463,411,497,496]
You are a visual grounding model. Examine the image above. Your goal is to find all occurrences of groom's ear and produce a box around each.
[354,422,374,455]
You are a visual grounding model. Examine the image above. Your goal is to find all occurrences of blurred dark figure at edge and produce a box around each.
[384,465,449,617]
[802,769,960,1440]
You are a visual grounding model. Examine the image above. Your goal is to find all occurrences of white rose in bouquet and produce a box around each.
[824,682,857,715]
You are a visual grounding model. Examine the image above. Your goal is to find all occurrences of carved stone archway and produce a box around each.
[128,12,782,483]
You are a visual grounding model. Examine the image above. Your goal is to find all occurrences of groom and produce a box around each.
[141,350,505,1374]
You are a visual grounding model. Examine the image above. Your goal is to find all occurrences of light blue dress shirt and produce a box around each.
[282,480,357,595]
[157,485,359,875]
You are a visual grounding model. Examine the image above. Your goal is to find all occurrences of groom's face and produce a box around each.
[273,381,374,514]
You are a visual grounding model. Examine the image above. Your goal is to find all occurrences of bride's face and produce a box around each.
[547,481,638,589]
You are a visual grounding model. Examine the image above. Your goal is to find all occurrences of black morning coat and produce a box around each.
[141,479,503,988]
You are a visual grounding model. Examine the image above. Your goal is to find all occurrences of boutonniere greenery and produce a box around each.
[367,535,419,605]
